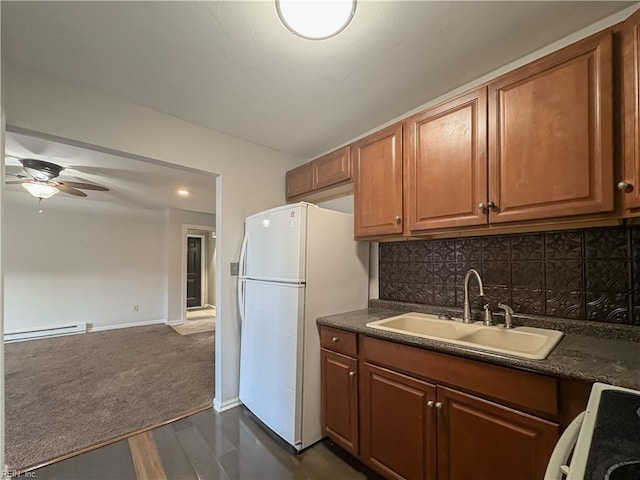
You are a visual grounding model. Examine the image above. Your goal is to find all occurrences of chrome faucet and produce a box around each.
[463,269,484,323]
[498,302,515,329]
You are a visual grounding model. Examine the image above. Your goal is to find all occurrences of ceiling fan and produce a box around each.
[5,158,109,199]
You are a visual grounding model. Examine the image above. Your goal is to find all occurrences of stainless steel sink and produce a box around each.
[366,312,563,360]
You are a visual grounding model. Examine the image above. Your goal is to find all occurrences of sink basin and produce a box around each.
[373,314,463,339]
[366,312,563,360]
[458,328,548,354]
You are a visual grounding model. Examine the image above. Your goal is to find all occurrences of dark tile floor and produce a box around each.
[35,406,367,480]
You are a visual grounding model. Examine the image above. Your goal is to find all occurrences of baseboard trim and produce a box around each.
[89,319,167,332]
[214,397,242,413]
[164,319,184,326]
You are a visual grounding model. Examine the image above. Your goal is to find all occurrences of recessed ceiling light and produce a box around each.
[276,0,356,40]
[177,189,190,196]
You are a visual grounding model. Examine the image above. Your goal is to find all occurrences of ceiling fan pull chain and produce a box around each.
[38,197,44,214]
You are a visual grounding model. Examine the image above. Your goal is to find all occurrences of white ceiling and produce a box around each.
[1,1,634,159]
[4,131,216,213]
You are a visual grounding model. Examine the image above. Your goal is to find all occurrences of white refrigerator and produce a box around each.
[238,202,369,451]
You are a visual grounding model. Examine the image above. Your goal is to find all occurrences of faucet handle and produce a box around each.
[497,302,515,329]
[482,303,495,326]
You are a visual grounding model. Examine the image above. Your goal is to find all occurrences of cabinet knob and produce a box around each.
[478,202,487,212]
[427,400,435,408]
[486,201,496,210]
[435,402,443,410]
[618,181,634,193]
[331,337,339,342]
[395,216,401,224]
[349,371,356,377]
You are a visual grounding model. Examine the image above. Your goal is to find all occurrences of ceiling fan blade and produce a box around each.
[57,184,87,197]
[5,180,27,185]
[57,181,109,191]
[5,172,28,179]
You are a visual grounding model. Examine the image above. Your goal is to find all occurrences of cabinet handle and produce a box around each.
[331,337,339,342]
[427,400,434,408]
[395,216,401,224]
[349,371,356,377]
[618,181,634,193]
[435,402,443,410]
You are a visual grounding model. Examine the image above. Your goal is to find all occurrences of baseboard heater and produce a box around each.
[4,322,88,343]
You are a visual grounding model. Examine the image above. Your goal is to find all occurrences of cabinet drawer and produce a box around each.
[362,336,558,418]
[320,326,358,356]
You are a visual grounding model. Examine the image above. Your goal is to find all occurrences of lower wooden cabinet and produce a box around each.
[319,327,563,480]
[360,363,437,480]
[437,386,558,480]
[320,348,359,455]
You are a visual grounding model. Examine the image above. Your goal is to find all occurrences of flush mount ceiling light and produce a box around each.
[177,189,190,196]
[22,182,60,199]
[276,0,356,40]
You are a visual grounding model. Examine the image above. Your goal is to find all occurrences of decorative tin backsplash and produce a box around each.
[378,227,640,325]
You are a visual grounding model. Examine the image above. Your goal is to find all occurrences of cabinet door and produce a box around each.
[488,30,614,223]
[352,124,403,238]
[437,386,558,480]
[623,9,640,211]
[404,88,488,232]
[360,362,436,480]
[285,163,313,200]
[321,349,359,456]
[314,146,351,190]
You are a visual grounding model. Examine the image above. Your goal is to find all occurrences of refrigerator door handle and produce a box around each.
[239,231,248,278]
[238,232,249,326]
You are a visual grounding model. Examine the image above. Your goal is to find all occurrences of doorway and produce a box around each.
[181,225,216,326]
[186,234,205,308]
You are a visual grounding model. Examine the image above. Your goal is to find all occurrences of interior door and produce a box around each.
[186,236,202,308]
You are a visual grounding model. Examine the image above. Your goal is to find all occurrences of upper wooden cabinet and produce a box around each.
[285,162,313,200]
[404,88,488,233]
[623,9,640,211]
[352,124,404,238]
[488,30,614,223]
[313,147,351,190]
[285,147,351,201]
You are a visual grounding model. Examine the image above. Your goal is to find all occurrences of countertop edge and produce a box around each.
[317,308,640,390]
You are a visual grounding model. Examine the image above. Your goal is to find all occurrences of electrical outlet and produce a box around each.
[230,262,239,275]
[133,305,139,312]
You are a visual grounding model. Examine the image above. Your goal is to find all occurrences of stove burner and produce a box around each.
[604,461,640,480]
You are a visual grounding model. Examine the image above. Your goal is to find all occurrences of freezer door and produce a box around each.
[239,279,305,449]
[243,204,307,282]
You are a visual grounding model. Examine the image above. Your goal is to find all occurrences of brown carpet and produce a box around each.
[5,324,214,471]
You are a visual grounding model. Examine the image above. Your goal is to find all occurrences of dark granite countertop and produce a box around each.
[317,305,640,390]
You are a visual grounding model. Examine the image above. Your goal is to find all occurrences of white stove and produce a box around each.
[546,382,640,479]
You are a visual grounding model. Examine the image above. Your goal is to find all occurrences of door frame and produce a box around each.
[181,224,215,323]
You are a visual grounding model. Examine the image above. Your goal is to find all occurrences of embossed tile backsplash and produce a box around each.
[378,227,640,325]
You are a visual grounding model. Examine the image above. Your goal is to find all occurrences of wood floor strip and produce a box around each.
[128,431,168,480]
[19,404,212,474]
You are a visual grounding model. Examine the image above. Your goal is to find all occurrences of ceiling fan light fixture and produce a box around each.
[276,0,356,40]
[22,182,60,199]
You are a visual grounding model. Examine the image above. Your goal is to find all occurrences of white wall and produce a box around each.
[165,208,215,322]
[4,198,166,332]
[3,62,300,410]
